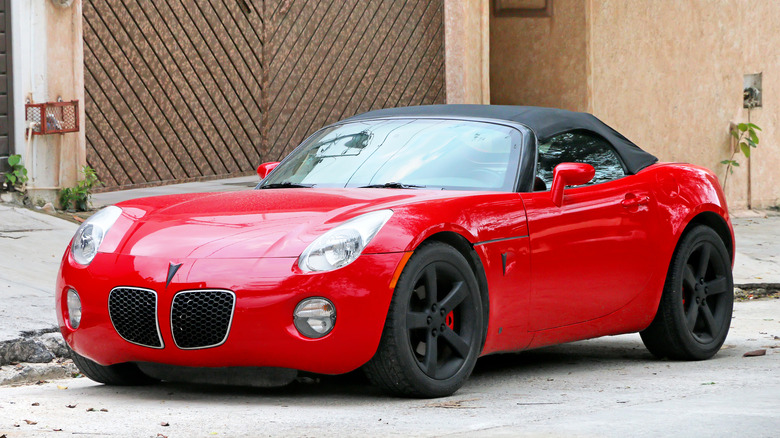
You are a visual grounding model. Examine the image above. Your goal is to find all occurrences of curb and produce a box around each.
[735,283,780,291]
[0,331,77,386]
[735,284,780,300]
[0,330,71,367]
[0,359,78,386]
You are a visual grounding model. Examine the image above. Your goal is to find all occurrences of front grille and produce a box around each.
[108,287,163,348]
[171,290,235,349]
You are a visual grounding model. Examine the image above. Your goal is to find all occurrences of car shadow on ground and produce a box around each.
[472,335,654,377]
[71,335,661,403]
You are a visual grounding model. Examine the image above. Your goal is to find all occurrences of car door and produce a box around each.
[521,131,658,331]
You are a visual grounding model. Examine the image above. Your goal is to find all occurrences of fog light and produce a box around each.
[67,289,82,329]
[293,297,336,338]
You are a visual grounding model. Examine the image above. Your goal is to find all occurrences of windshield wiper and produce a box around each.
[258,182,315,189]
[359,182,426,189]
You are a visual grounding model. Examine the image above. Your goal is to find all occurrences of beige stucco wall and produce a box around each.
[45,0,87,193]
[484,0,779,209]
[489,0,589,112]
[445,0,491,104]
[589,0,779,209]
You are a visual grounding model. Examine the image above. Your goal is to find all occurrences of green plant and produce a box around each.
[4,154,28,191]
[721,122,760,189]
[59,166,102,211]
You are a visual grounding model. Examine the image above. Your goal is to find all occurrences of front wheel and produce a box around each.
[364,242,485,398]
[640,225,733,360]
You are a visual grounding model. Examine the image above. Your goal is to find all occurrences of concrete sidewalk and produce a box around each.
[731,214,780,285]
[1,176,778,363]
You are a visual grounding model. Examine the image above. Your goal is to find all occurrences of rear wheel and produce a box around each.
[640,225,733,360]
[71,351,157,385]
[364,242,484,398]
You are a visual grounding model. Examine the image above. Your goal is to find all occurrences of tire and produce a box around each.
[640,225,733,360]
[363,242,485,398]
[71,351,157,385]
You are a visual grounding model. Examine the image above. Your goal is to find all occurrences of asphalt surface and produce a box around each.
[0,299,777,437]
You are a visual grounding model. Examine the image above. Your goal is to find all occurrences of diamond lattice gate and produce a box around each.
[84,0,445,189]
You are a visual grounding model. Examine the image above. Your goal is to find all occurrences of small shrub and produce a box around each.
[721,122,760,189]
[3,154,28,191]
[59,166,102,211]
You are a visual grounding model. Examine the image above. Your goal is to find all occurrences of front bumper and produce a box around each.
[56,250,405,374]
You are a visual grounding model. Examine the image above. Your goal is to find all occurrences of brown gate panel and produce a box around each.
[264,0,446,161]
[0,0,12,173]
[84,0,444,189]
[83,0,264,188]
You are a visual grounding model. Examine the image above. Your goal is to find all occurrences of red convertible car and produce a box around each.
[57,105,734,397]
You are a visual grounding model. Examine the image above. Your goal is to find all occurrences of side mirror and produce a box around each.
[550,162,595,207]
[257,162,280,180]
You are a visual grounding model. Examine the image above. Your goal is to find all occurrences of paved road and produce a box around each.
[732,215,780,284]
[1,299,777,437]
[0,205,76,341]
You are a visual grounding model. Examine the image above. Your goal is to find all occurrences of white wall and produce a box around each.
[11,0,85,204]
[11,0,48,163]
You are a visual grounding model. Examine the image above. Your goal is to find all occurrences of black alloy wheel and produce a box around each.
[406,258,479,380]
[364,242,484,398]
[641,225,733,360]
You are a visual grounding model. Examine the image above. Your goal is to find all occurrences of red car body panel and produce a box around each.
[57,162,732,374]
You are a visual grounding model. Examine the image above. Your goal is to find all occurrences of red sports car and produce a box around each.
[57,105,734,398]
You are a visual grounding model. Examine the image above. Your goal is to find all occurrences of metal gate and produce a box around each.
[84,0,445,189]
[0,0,13,173]
[263,0,446,160]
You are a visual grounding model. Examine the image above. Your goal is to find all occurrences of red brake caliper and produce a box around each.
[445,311,455,330]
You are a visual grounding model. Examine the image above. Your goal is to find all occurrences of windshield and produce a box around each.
[260,119,523,191]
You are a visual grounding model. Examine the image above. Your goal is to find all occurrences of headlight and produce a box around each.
[71,206,122,266]
[298,210,393,272]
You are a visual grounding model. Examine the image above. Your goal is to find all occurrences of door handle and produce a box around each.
[621,195,650,208]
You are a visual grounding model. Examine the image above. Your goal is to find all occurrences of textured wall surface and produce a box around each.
[487,0,779,209]
[489,0,589,111]
[445,0,490,104]
[590,0,780,209]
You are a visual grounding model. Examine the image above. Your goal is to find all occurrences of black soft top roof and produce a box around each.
[343,104,658,174]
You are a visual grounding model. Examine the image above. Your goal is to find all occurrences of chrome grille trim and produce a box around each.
[108,286,164,349]
[170,289,236,350]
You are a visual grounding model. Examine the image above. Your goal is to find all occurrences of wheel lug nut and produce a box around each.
[431,304,438,312]
[440,309,446,316]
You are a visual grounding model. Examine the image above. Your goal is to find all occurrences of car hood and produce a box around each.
[110,189,475,259]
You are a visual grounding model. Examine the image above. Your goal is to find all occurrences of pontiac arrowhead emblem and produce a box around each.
[166,262,182,287]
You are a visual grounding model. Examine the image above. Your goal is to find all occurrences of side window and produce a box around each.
[535,131,627,190]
